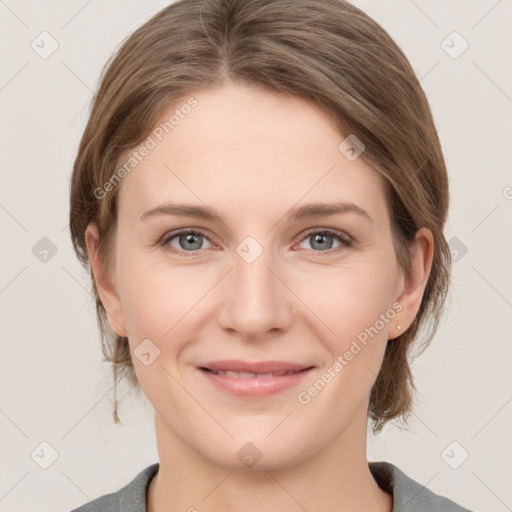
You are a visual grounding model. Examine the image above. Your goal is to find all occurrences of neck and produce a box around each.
[147,408,392,512]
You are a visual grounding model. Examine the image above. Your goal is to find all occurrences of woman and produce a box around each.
[68,0,474,510]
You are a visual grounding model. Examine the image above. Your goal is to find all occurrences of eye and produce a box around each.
[161,229,214,257]
[296,229,353,255]
[160,227,353,257]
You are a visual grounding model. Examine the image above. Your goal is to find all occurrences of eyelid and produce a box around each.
[160,226,354,257]
[297,227,354,245]
[160,228,217,254]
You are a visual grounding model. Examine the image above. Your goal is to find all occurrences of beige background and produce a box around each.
[1,1,511,511]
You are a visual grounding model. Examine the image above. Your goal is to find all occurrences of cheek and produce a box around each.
[298,259,397,408]
[115,253,206,400]
[294,256,397,343]
[295,264,396,413]
[116,234,398,355]
[116,247,211,339]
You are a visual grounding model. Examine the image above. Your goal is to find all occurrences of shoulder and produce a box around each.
[69,463,159,512]
[369,461,475,512]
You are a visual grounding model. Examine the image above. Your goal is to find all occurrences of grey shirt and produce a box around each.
[70,461,474,511]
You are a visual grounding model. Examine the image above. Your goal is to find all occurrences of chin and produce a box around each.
[199,431,316,472]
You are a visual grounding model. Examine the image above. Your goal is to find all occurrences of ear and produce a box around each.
[85,222,128,337]
[390,227,434,339]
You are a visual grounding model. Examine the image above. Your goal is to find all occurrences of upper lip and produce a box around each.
[199,360,313,374]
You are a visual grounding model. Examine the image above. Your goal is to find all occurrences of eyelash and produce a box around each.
[159,228,354,258]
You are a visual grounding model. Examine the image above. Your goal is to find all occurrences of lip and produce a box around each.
[200,360,312,374]
[197,360,314,398]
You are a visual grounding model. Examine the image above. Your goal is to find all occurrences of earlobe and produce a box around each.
[85,223,128,337]
[392,228,434,337]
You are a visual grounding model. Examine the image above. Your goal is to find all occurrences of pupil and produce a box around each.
[312,233,332,250]
[181,233,202,250]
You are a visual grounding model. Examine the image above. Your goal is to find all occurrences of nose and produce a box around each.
[216,244,294,342]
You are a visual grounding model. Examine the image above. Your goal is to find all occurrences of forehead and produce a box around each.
[117,82,388,224]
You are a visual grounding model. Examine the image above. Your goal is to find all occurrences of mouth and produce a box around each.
[197,360,315,398]
[200,368,310,378]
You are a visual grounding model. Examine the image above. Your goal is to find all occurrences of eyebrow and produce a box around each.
[139,201,372,224]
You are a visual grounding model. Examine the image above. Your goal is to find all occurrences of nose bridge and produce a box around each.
[216,236,291,338]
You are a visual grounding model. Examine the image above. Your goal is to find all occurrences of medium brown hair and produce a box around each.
[69,0,451,433]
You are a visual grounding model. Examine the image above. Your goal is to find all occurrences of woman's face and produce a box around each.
[88,82,424,469]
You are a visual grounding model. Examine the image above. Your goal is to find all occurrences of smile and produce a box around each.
[197,362,315,398]
[203,369,303,378]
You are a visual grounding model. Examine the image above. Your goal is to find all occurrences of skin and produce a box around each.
[86,81,433,512]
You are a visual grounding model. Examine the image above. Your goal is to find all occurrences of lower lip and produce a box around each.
[198,368,314,398]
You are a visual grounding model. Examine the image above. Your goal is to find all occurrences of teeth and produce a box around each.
[227,371,256,378]
[208,369,300,378]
